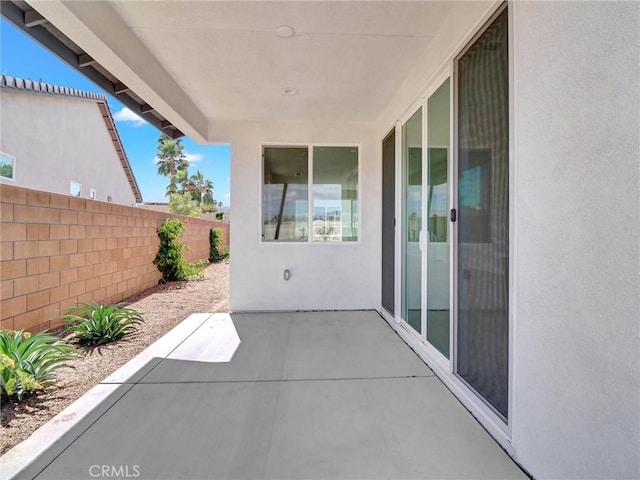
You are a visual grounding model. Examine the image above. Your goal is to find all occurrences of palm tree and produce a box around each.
[189,170,214,205]
[156,133,189,196]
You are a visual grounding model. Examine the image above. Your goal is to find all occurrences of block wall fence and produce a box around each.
[0,184,229,333]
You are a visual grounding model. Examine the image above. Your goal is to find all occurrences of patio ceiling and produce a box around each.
[11,1,457,142]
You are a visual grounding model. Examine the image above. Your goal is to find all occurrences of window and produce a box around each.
[70,181,82,197]
[0,152,15,180]
[90,188,97,200]
[262,145,358,242]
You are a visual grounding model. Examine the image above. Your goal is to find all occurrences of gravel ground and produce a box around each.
[0,261,229,455]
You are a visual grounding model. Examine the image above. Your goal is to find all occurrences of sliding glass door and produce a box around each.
[400,80,451,354]
[455,7,509,420]
[390,3,510,426]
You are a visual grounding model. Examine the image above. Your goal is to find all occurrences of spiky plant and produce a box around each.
[61,302,144,346]
[0,330,78,400]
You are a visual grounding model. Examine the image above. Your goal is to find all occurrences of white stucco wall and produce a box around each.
[0,91,137,205]
[511,1,640,478]
[212,119,379,311]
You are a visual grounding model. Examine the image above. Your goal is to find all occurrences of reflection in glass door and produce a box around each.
[402,109,422,334]
[426,80,450,358]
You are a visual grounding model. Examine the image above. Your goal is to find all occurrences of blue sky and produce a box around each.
[0,18,230,205]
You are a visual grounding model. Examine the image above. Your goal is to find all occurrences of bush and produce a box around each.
[154,218,207,282]
[61,302,144,346]
[209,228,228,263]
[168,192,202,217]
[0,330,78,400]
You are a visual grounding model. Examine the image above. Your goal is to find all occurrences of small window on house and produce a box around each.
[90,188,97,200]
[262,145,359,242]
[0,152,15,180]
[70,181,82,197]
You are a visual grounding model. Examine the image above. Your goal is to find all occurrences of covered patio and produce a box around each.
[3,311,525,479]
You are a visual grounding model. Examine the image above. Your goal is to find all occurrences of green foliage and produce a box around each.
[209,228,229,263]
[215,212,224,221]
[189,170,214,205]
[61,302,144,346]
[0,330,78,400]
[168,192,202,217]
[156,133,188,178]
[154,219,207,282]
[0,163,13,179]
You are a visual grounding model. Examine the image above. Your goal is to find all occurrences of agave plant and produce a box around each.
[61,302,144,346]
[0,330,78,400]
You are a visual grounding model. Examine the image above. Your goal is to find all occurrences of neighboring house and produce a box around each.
[0,75,142,205]
[3,1,638,479]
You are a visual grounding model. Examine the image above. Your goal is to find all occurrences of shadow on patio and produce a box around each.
[7,311,527,479]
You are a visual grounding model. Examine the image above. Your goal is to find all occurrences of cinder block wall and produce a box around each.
[0,184,229,332]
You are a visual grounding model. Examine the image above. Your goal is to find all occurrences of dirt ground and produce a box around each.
[0,261,229,455]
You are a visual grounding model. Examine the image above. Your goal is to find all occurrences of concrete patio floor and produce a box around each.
[5,311,527,479]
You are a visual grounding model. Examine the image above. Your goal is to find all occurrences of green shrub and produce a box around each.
[61,302,144,346]
[168,192,202,217]
[154,218,207,281]
[209,228,228,263]
[0,330,78,400]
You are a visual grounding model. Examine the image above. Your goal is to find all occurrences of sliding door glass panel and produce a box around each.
[427,79,450,358]
[263,147,308,241]
[456,8,509,419]
[402,109,422,334]
[312,147,358,242]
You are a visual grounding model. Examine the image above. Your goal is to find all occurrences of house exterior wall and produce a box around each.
[0,91,137,205]
[375,1,640,478]
[510,1,639,478]
[217,120,379,311]
[0,184,225,333]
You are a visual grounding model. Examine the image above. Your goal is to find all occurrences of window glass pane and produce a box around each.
[312,147,358,242]
[70,181,81,197]
[427,79,450,358]
[263,147,308,241]
[0,153,14,180]
[402,108,422,334]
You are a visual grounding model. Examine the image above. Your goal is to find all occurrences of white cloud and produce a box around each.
[113,107,147,127]
[184,152,204,163]
[224,192,230,200]
[152,152,204,165]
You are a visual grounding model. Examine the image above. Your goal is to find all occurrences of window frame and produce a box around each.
[260,143,361,245]
[70,180,82,197]
[0,152,16,181]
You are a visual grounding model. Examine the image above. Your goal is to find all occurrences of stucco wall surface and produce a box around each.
[511,1,640,478]
[0,92,136,205]
[217,119,378,311]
